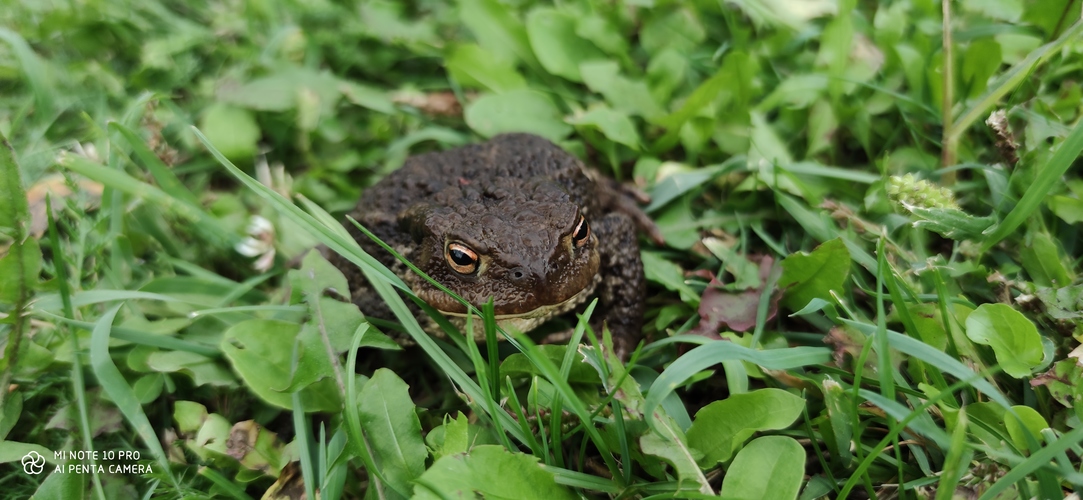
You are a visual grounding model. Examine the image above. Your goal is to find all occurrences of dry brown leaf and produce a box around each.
[391,90,464,117]
[26,175,104,237]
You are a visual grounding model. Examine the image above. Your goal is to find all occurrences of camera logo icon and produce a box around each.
[21,451,45,475]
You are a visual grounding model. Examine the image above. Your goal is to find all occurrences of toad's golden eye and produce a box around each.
[572,214,590,247]
[446,242,479,274]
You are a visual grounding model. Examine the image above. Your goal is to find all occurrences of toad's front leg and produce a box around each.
[591,212,647,359]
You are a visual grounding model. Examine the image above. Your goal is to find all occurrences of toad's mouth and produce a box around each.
[434,277,600,321]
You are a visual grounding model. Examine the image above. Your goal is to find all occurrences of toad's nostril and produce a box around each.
[509,267,528,282]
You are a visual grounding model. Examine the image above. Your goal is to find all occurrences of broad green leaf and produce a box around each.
[426,412,499,461]
[464,89,571,142]
[749,112,793,167]
[500,345,600,384]
[964,303,1042,378]
[218,67,340,114]
[643,342,831,433]
[962,0,1022,22]
[655,196,699,250]
[778,238,850,311]
[720,436,805,500]
[815,0,854,99]
[359,0,437,45]
[458,0,538,68]
[525,7,606,82]
[413,445,576,500]
[290,250,399,353]
[566,106,640,149]
[1004,405,1048,451]
[226,420,290,475]
[639,8,705,55]
[89,305,179,488]
[187,412,233,461]
[0,392,20,440]
[339,80,395,114]
[642,251,699,304]
[296,249,351,302]
[0,441,57,466]
[1048,194,1083,224]
[145,351,234,387]
[904,206,996,240]
[1035,285,1083,321]
[199,103,260,159]
[727,0,835,29]
[905,303,949,351]
[653,60,731,151]
[962,38,1004,98]
[220,319,341,411]
[575,14,628,57]
[807,100,837,157]
[174,401,209,434]
[687,389,805,466]
[641,416,712,495]
[965,401,1012,448]
[1019,229,1073,287]
[446,44,527,93]
[1037,359,1083,411]
[31,461,85,498]
[358,368,427,496]
[580,60,665,121]
[758,73,828,111]
[646,48,688,103]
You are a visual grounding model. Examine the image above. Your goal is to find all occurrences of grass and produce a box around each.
[2,0,1083,498]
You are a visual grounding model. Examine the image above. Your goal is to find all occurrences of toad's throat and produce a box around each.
[436,281,597,320]
[426,276,601,340]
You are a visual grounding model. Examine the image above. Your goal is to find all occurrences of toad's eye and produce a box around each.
[572,214,590,248]
[446,242,479,275]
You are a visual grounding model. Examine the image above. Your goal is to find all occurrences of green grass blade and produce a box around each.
[58,153,238,249]
[642,342,831,431]
[978,426,1083,500]
[842,320,1012,409]
[0,133,37,420]
[34,311,219,357]
[108,121,201,207]
[46,196,107,500]
[197,466,255,500]
[981,115,1083,251]
[343,323,395,491]
[949,20,1083,147]
[504,377,541,459]
[191,128,404,289]
[0,27,56,115]
[858,389,949,447]
[31,290,185,310]
[89,304,180,489]
[290,340,318,500]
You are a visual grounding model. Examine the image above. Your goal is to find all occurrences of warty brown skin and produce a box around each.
[331,133,658,358]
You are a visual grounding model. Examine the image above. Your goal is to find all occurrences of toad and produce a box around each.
[332,133,661,358]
